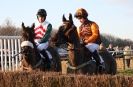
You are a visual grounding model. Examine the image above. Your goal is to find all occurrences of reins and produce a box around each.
[11,51,23,62]
[11,50,32,62]
[59,44,95,70]
[66,59,95,70]
[11,51,22,58]
[11,48,43,69]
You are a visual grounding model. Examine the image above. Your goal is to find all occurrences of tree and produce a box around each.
[101,33,133,48]
[0,19,21,36]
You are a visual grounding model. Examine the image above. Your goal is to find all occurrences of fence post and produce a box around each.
[123,57,125,70]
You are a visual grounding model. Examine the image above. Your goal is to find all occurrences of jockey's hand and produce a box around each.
[80,42,86,46]
[35,40,40,46]
[84,40,88,44]
[36,42,40,46]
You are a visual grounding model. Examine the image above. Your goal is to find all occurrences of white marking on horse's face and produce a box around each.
[21,41,34,48]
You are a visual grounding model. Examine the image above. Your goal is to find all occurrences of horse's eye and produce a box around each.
[21,48,25,52]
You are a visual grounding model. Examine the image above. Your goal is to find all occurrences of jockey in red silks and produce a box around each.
[34,9,52,69]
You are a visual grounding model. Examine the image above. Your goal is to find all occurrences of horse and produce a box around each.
[53,14,117,75]
[20,22,61,71]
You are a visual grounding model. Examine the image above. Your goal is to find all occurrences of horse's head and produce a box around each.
[54,13,79,47]
[21,22,35,41]
[21,22,38,70]
[62,13,74,30]
[21,22,36,58]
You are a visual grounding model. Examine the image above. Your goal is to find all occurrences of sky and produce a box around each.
[0,0,133,40]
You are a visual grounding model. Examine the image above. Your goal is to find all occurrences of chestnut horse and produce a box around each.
[53,14,117,75]
[20,22,61,71]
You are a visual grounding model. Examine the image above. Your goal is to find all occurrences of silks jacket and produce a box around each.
[34,21,52,44]
[78,20,101,45]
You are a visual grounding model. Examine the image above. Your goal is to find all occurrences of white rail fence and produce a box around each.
[0,36,21,71]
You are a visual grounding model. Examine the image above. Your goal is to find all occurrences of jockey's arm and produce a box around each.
[84,22,99,44]
[39,24,52,43]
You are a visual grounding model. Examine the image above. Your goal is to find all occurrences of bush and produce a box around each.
[0,71,133,87]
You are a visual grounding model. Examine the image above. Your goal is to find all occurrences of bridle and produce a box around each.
[20,40,43,69]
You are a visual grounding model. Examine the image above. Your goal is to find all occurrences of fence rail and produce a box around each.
[0,36,21,71]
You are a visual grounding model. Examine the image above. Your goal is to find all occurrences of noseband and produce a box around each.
[21,41,34,48]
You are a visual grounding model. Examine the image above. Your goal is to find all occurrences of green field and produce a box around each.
[118,69,133,76]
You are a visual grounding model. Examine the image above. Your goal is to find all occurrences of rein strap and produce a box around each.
[33,59,43,69]
[67,59,96,70]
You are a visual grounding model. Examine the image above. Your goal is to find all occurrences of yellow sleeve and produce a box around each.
[85,22,99,43]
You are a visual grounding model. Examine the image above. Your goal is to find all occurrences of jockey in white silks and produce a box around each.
[34,9,52,68]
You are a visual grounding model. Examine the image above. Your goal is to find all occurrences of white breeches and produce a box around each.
[85,43,104,63]
[37,42,49,51]
[85,43,99,53]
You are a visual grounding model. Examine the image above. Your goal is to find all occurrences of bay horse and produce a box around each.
[20,22,61,71]
[53,14,117,75]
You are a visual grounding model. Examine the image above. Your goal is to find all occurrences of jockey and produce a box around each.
[34,9,52,68]
[74,8,105,71]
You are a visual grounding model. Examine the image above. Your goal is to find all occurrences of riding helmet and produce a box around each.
[74,8,88,18]
[36,9,47,17]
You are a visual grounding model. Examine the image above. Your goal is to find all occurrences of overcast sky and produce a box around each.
[0,0,133,40]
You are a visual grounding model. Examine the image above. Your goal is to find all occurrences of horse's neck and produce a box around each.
[68,43,84,66]
[33,48,42,63]
[31,50,38,66]
[28,48,41,67]
[22,54,35,68]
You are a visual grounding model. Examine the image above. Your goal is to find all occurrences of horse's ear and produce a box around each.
[69,13,73,24]
[62,14,67,22]
[22,22,25,29]
[31,23,35,29]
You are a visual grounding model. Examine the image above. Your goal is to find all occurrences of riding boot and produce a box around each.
[40,50,51,69]
[92,50,105,72]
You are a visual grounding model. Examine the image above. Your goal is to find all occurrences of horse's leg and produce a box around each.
[99,50,117,75]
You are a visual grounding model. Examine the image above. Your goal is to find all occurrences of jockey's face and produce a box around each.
[37,15,46,23]
[77,17,86,24]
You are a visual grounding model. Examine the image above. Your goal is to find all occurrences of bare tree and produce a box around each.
[0,19,21,36]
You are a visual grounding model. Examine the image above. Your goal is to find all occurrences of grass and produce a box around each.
[117,69,133,76]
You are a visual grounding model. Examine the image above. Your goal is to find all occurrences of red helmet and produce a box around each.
[74,8,88,18]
